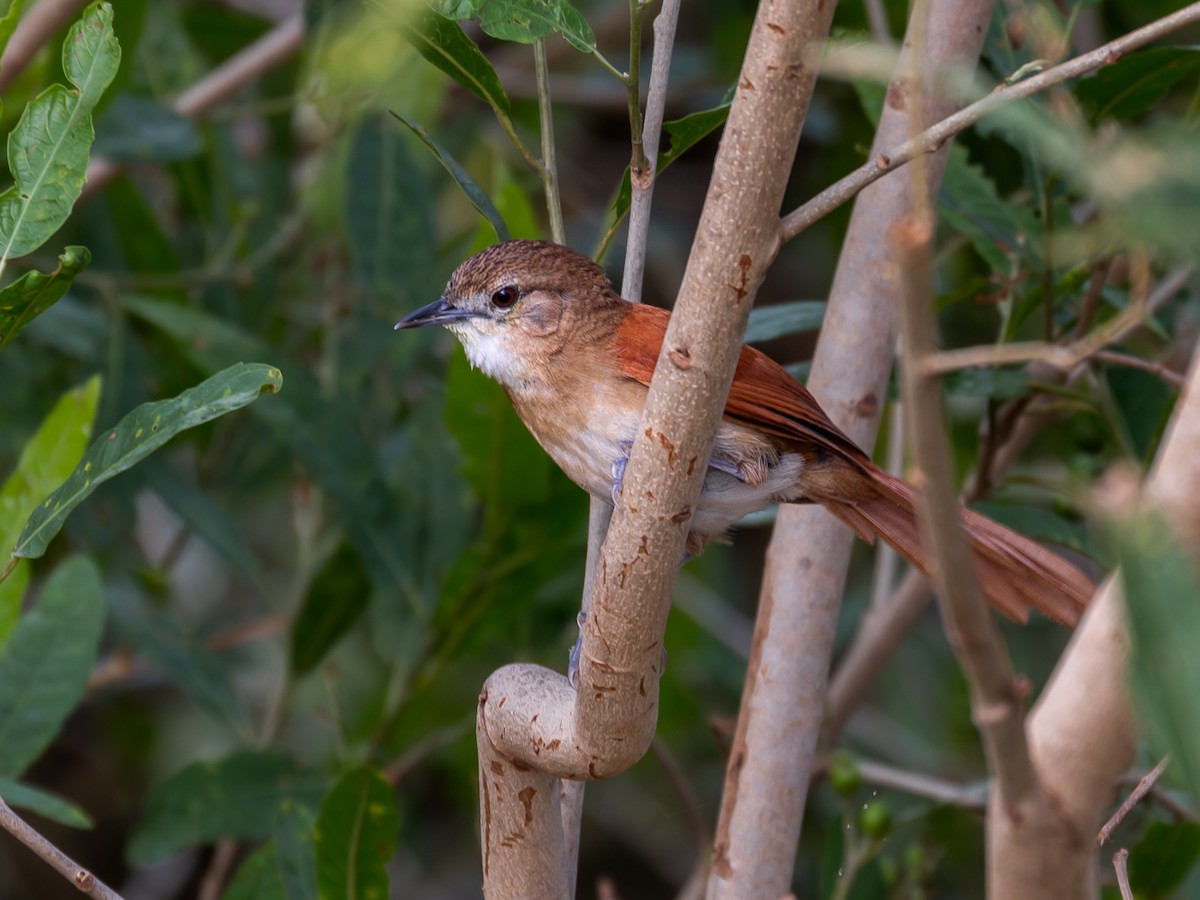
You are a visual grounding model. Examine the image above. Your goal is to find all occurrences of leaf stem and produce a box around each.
[0,556,15,586]
[625,0,648,179]
[534,38,565,243]
[591,47,629,84]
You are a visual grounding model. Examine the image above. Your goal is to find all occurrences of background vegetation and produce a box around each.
[0,0,1198,897]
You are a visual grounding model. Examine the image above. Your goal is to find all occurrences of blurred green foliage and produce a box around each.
[0,0,1196,897]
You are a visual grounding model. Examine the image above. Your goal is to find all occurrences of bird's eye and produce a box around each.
[490,286,519,309]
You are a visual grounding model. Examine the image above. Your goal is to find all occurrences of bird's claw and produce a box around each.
[567,610,587,688]
[610,440,634,504]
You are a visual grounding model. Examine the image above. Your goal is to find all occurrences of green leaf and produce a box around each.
[944,367,1032,401]
[391,112,510,242]
[1128,820,1200,899]
[1122,512,1200,800]
[276,802,319,900]
[0,556,104,777]
[938,143,1043,277]
[291,543,371,676]
[93,95,203,162]
[0,776,93,828]
[128,751,328,866]
[0,376,99,646]
[345,115,437,301]
[1076,47,1200,123]
[744,300,826,343]
[1105,364,1175,466]
[0,246,91,351]
[108,589,243,729]
[401,10,511,113]
[12,362,283,561]
[607,100,731,233]
[0,1,120,263]
[315,767,399,900]
[438,0,596,51]
[222,807,318,900]
[223,842,288,900]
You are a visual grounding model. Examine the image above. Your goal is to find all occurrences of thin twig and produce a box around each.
[625,0,648,179]
[83,13,306,199]
[534,39,566,244]
[1093,351,1186,390]
[620,0,680,302]
[196,840,238,900]
[779,2,1200,242]
[0,795,123,900]
[922,265,1194,376]
[1113,848,1133,900]
[1099,757,1170,846]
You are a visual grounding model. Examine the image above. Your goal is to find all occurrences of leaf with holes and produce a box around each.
[0,2,120,264]
[11,362,282,561]
[0,246,91,352]
[315,767,399,900]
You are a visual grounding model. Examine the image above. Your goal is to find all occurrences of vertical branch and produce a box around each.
[894,210,1040,809]
[708,2,996,895]
[534,39,566,244]
[621,0,681,302]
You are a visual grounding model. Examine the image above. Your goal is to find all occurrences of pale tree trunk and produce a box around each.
[707,1,996,896]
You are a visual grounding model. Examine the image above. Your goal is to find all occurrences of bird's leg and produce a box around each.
[567,610,587,687]
[612,442,751,504]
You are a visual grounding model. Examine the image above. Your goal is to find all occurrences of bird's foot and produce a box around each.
[610,440,634,503]
[707,454,747,481]
[567,609,587,688]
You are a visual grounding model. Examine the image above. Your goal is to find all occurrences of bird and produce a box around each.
[395,239,1094,626]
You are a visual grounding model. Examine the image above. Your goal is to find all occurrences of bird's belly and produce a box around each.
[690,451,807,538]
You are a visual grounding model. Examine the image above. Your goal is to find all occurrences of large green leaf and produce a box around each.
[0,776,93,828]
[0,1,120,264]
[1076,47,1200,123]
[744,300,826,343]
[1127,820,1200,899]
[345,115,437,302]
[11,362,282,561]
[0,557,105,777]
[290,542,371,676]
[607,100,731,237]
[434,0,595,51]
[1122,511,1200,799]
[401,10,511,113]
[0,376,100,645]
[391,113,509,242]
[0,246,90,352]
[108,589,243,729]
[128,752,327,865]
[315,767,399,900]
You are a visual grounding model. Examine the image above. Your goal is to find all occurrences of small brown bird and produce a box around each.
[397,240,1094,626]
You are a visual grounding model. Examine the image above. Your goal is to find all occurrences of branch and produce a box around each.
[82,13,306,199]
[779,2,1200,242]
[534,38,566,244]
[895,212,1040,808]
[0,794,123,899]
[0,0,90,94]
[476,0,834,892]
[708,2,997,896]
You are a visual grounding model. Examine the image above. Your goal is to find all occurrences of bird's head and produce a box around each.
[395,240,620,389]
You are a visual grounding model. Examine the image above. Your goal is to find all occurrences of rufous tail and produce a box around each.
[825,466,1093,626]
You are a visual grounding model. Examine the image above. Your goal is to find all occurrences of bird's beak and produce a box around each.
[394,298,475,330]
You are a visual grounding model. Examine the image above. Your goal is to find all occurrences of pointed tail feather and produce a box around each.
[824,468,1093,626]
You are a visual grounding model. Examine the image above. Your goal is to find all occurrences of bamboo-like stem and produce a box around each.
[534,39,566,244]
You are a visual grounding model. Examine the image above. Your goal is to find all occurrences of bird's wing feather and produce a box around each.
[613,303,868,462]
